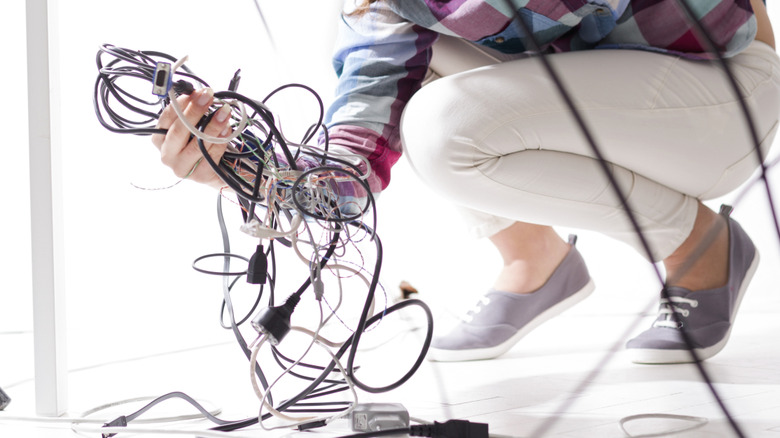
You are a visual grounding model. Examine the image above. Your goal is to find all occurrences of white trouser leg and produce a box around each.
[402,41,780,261]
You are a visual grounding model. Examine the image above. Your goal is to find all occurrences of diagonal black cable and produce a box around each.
[672,0,780,245]
[496,2,777,437]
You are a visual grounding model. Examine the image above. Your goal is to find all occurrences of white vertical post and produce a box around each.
[26,0,67,417]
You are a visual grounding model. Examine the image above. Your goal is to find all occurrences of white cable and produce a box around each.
[619,413,709,437]
[71,423,258,438]
[290,228,377,330]
[166,55,249,145]
[0,396,221,425]
[248,305,358,431]
[240,212,303,239]
[252,306,324,424]
[258,331,358,431]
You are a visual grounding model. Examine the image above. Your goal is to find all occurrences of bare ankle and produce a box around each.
[664,204,729,291]
[489,227,571,294]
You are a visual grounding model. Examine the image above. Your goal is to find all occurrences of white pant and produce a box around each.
[401,38,780,261]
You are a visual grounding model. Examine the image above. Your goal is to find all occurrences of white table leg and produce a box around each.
[26,0,67,417]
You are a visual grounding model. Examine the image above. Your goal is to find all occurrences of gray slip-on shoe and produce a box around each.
[428,235,595,362]
[627,206,759,364]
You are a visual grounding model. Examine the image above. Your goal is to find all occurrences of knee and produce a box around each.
[400,76,492,193]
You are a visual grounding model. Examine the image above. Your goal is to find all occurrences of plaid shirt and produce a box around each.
[325,0,759,194]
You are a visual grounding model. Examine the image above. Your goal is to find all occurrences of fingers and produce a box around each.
[151,87,235,186]
[167,87,216,153]
[182,105,233,185]
[151,93,191,149]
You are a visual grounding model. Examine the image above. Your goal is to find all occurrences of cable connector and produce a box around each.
[351,403,409,432]
[152,62,172,96]
[312,274,325,301]
[410,420,489,438]
[229,69,242,92]
[251,293,301,345]
[101,415,128,438]
[298,419,327,431]
[172,79,195,96]
[246,244,268,284]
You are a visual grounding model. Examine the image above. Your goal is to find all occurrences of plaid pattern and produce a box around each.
[325,0,759,194]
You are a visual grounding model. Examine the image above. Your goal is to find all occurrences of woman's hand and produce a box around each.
[151,87,233,189]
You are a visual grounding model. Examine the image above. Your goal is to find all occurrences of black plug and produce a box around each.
[229,69,242,92]
[251,293,301,345]
[298,419,327,431]
[172,80,195,96]
[410,420,489,438]
[101,415,128,438]
[247,244,268,284]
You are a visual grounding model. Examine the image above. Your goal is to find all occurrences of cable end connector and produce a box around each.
[351,403,410,432]
[251,293,301,345]
[410,420,489,438]
[172,80,195,96]
[247,244,268,284]
[152,62,172,97]
[229,69,242,92]
[312,275,325,301]
[101,415,128,438]
[298,419,327,431]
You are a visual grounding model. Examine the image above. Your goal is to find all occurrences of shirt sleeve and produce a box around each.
[324,2,437,192]
[601,0,757,59]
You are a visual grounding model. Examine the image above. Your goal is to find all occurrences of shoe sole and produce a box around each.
[628,249,760,365]
[427,278,596,362]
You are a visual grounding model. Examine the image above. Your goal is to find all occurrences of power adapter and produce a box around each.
[351,403,410,432]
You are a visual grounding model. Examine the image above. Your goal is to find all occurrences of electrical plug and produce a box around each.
[351,403,410,432]
[251,293,301,345]
[247,244,268,284]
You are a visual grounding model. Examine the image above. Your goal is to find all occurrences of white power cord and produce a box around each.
[619,413,709,437]
[166,55,250,145]
[249,306,358,431]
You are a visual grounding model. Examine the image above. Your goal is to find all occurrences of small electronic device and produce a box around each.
[152,62,172,96]
[351,403,409,432]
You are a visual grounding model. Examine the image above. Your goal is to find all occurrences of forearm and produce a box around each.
[752,0,775,49]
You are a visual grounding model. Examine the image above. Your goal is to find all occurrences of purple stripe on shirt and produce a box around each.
[437,1,512,40]
[526,0,589,21]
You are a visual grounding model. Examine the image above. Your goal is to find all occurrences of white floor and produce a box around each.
[2,158,780,438]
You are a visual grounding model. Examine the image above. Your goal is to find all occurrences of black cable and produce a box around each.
[214,194,273,406]
[219,273,264,328]
[93,43,430,433]
[672,0,780,247]
[122,392,230,425]
[503,2,721,433]
[212,296,434,432]
[261,83,325,145]
[499,2,778,437]
[94,44,209,136]
[335,429,409,438]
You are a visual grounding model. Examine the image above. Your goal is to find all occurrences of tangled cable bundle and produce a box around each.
[93,43,434,434]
